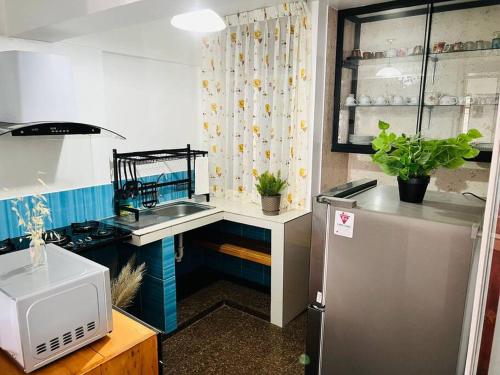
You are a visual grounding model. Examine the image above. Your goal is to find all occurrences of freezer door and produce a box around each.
[309,179,377,304]
[321,206,475,375]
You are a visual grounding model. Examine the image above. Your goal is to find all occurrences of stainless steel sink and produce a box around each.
[152,201,211,218]
[104,201,213,230]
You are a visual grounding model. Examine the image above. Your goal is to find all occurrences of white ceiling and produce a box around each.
[3,0,393,42]
[4,0,287,41]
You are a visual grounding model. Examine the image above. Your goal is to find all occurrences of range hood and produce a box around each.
[0,51,125,139]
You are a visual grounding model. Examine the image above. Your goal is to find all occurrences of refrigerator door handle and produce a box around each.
[317,179,377,203]
[317,196,357,208]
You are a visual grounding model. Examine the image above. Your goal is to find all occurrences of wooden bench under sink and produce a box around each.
[192,231,272,266]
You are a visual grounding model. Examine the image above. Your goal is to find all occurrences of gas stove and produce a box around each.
[0,220,131,255]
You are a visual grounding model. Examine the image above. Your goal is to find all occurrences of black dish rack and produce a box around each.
[112,144,209,220]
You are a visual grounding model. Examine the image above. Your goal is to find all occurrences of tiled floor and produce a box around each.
[163,305,307,374]
[177,279,271,327]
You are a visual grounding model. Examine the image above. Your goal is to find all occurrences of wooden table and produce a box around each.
[0,310,158,375]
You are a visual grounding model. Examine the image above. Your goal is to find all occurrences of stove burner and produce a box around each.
[71,221,99,233]
[92,229,115,239]
[64,241,76,250]
[43,230,70,246]
[2,220,131,255]
[0,239,15,253]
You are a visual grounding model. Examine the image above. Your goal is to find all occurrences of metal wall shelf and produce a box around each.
[112,145,209,218]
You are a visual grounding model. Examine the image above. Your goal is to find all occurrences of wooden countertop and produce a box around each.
[0,309,158,375]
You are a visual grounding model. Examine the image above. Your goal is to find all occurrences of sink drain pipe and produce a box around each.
[175,233,184,262]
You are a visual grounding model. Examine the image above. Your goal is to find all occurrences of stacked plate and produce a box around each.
[348,134,374,145]
[471,142,492,151]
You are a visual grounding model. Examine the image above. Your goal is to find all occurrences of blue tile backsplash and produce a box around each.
[0,171,188,240]
[0,183,114,240]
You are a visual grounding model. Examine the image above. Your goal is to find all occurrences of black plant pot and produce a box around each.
[397,176,430,203]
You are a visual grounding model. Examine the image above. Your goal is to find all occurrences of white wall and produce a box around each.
[101,51,201,153]
[0,18,202,200]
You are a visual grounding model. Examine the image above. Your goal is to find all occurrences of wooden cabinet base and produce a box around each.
[0,310,158,375]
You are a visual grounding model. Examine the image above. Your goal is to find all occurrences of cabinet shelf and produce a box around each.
[332,1,497,163]
[192,233,271,266]
[343,48,500,69]
[342,103,498,109]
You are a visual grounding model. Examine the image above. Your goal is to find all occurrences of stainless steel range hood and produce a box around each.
[0,121,125,138]
[0,50,125,139]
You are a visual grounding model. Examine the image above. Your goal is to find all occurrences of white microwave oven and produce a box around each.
[0,244,112,372]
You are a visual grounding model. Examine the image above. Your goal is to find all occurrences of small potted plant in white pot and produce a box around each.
[371,120,482,203]
[256,171,287,216]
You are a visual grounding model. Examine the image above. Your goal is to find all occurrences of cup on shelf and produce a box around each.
[358,95,372,105]
[432,41,446,53]
[363,51,374,59]
[476,40,487,50]
[476,95,488,105]
[424,92,441,105]
[351,49,363,59]
[464,41,476,51]
[475,94,498,105]
[413,45,423,55]
[485,94,498,105]
[374,51,385,59]
[374,96,388,105]
[443,43,452,53]
[385,48,397,58]
[345,94,357,106]
[452,42,464,52]
[391,95,404,105]
[439,95,458,105]
[458,96,471,105]
[406,96,419,105]
[493,31,500,49]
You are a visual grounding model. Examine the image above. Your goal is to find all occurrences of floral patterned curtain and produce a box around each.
[201,2,311,209]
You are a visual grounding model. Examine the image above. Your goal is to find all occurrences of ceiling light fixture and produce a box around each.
[171,9,226,33]
[376,38,402,79]
[376,66,403,79]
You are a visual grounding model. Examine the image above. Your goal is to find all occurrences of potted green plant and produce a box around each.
[256,171,287,215]
[371,120,482,203]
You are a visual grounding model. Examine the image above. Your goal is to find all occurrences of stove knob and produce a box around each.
[85,237,92,242]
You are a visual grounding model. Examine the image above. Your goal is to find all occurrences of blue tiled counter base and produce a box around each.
[132,237,177,333]
[181,220,272,287]
[211,220,271,287]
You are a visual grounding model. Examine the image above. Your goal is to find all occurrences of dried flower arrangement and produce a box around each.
[11,179,52,266]
[111,255,146,309]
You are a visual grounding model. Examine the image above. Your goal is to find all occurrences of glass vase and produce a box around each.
[29,238,47,267]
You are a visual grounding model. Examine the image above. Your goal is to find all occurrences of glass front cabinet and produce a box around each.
[332,0,500,162]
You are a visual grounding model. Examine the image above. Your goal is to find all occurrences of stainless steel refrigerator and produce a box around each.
[306,180,485,375]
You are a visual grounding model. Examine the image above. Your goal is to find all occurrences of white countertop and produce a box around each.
[206,197,310,224]
[123,197,310,246]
